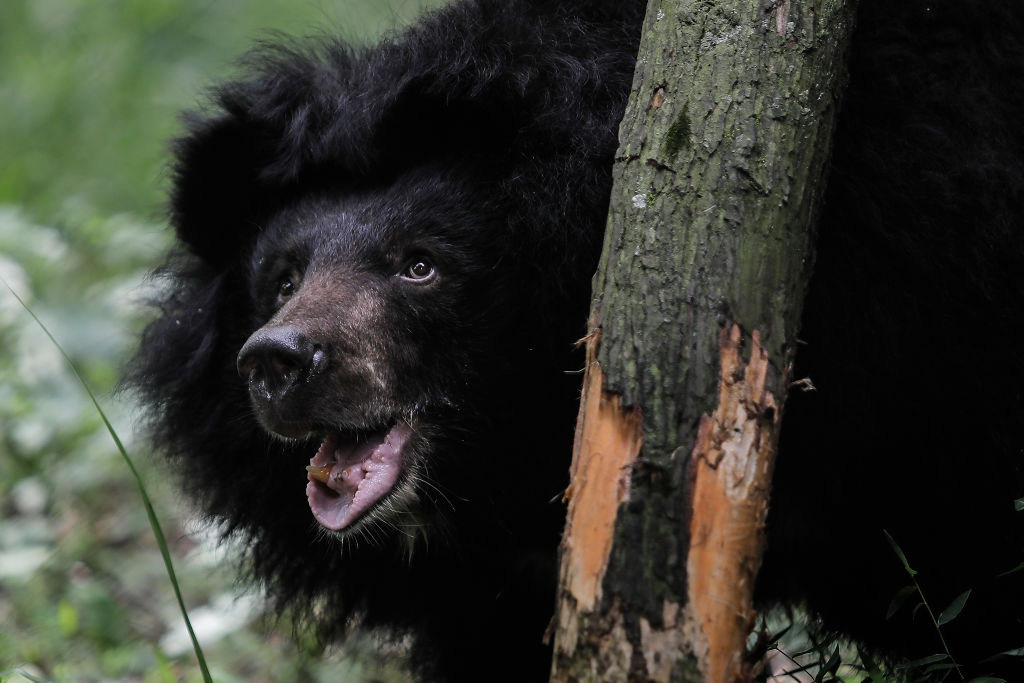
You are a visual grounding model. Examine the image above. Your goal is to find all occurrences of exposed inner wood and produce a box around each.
[554,329,644,661]
[686,323,780,683]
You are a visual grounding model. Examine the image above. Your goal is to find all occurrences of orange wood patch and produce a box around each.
[687,323,780,682]
[561,334,644,613]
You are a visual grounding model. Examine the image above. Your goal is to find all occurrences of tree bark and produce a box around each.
[551,1,857,681]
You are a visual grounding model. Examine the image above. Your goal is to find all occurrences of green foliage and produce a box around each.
[0,0,443,680]
[749,610,873,682]
[755,566,1020,683]
[885,530,968,680]
[0,0,442,218]
[6,283,215,680]
[877,532,1024,682]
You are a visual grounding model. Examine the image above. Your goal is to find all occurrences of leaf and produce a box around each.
[886,585,916,619]
[997,561,1024,578]
[858,648,888,681]
[822,646,841,674]
[937,589,971,625]
[980,646,1024,662]
[1014,497,1024,512]
[884,530,917,576]
[964,678,1007,683]
[896,653,948,669]
[812,645,842,683]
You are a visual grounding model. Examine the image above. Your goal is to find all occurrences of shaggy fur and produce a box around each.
[765,1,1024,674]
[128,0,1024,679]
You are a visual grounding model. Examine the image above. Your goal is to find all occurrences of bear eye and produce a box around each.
[400,259,436,283]
[276,274,297,299]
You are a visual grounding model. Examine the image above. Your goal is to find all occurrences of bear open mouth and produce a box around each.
[305,423,412,531]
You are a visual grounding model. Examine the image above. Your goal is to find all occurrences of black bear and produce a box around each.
[128,0,1024,679]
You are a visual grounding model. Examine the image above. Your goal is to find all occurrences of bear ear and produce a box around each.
[168,111,283,265]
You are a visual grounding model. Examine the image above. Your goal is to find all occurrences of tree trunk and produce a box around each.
[551,1,857,681]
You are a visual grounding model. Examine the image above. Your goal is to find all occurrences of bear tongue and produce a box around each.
[305,424,411,531]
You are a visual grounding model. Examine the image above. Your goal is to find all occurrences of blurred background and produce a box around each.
[0,2,444,680]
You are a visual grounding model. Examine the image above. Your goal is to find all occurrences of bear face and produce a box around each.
[235,173,523,537]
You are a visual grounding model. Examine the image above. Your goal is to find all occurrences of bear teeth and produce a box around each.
[305,464,333,484]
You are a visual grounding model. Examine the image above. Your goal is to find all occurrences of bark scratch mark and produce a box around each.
[562,328,644,614]
[686,323,780,682]
[554,327,645,667]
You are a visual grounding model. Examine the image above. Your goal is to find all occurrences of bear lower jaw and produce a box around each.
[305,422,413,531]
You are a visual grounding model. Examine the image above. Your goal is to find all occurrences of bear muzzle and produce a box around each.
[237,324,327,435]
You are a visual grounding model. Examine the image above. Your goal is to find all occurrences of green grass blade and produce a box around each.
[1,668,50,683]
[3,280,213,683]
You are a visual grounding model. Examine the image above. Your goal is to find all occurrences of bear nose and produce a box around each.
[237,326,325,391]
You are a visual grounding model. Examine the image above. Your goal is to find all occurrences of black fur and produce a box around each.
[765,1,1024,674]
[127,0,1024,679]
